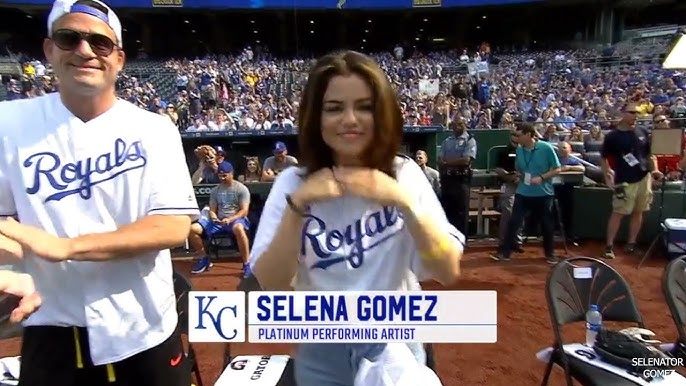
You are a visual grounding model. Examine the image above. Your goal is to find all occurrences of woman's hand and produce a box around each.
[333,167,410,208]
[0,271,42,323]
[291,168,345,207]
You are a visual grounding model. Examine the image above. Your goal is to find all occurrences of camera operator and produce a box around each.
[600,103,663,260]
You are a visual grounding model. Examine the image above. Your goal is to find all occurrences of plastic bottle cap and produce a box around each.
[590,305,598,311]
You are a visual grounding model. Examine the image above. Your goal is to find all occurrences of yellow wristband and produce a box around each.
[420,236,452,260]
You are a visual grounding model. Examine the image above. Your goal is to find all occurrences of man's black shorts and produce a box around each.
[18,323,191,386]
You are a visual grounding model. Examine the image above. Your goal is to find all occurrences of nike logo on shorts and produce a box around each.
[170,353,183,367]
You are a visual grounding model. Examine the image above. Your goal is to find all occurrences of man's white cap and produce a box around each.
[47,0,123,48]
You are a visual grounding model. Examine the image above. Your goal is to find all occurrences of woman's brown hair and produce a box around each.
[297,50,403,178]
[245,156,261,177]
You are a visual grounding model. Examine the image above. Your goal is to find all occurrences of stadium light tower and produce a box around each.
[664,28,686,69]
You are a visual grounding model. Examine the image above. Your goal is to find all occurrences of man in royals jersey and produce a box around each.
[0,0,198,385]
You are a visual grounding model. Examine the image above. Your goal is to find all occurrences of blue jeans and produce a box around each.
[293,343,426,386]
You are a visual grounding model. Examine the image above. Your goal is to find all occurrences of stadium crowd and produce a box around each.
[5,42,686,137]
[5,42,686,189]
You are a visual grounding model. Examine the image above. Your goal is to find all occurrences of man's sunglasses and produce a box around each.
[51,29,117,57]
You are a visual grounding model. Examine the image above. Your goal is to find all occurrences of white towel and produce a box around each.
[353,343,442,386]
[0,356,20,385]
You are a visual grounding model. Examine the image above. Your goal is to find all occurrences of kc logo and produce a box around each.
[188,291,246,343]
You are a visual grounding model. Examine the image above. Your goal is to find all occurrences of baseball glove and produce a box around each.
[194,145,216,161]
[593,328,674,372]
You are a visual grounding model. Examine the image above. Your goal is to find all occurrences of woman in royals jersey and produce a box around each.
[249,50,463,386]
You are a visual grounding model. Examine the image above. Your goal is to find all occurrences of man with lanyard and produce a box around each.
[438,117,477,236]
[600,103,663,259]
[0,0,198,385]
[493,129,524,253]
[491,123,561,264]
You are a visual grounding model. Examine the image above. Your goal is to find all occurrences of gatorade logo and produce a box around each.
[230,359,248,370]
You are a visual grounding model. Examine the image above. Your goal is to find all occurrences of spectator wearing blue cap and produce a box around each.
[189,161,253,276]
[261,141,299,182]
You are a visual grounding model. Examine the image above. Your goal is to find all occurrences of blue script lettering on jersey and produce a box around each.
[302,206,404,270]
[24,138,147,202]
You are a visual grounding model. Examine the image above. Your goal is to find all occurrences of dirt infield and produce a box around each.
[0,241,680,386]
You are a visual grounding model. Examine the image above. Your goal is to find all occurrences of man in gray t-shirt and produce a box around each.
[262,141,298,182]
[189,161,253,277]
[415,150,441,196]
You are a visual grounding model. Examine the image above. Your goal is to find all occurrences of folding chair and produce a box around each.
[541,257,645,386]
[208,234,237,260]
[173,271,203,386]
[662,255,686,360]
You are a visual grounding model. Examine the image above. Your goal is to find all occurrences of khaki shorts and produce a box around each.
[612,173,653,215]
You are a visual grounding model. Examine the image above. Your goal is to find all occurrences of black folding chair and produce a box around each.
[541,257,645,386]
[173,271,203,386]
[662,256,686,360]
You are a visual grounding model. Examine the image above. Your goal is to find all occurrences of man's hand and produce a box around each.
[604,170,615,188]
[265,169,275,176]
[651,170,664,181]
[0,219,72,262]
[530,176,543,185]
[0,232,23,263]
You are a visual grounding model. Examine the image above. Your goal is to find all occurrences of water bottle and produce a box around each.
[585,304,602,347]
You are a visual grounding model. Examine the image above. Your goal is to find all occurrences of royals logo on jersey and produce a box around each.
[301,205,405,270]
[249,156,464,291]
[0,93,201,367]
[23,137,148,203]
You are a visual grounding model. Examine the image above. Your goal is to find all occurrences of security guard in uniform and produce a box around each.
[438,117,477,235]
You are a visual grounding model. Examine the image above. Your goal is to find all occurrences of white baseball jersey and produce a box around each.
[249,156,464,291]
[0,93,199,365]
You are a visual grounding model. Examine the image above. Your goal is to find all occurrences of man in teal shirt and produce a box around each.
[491,123,562,264]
